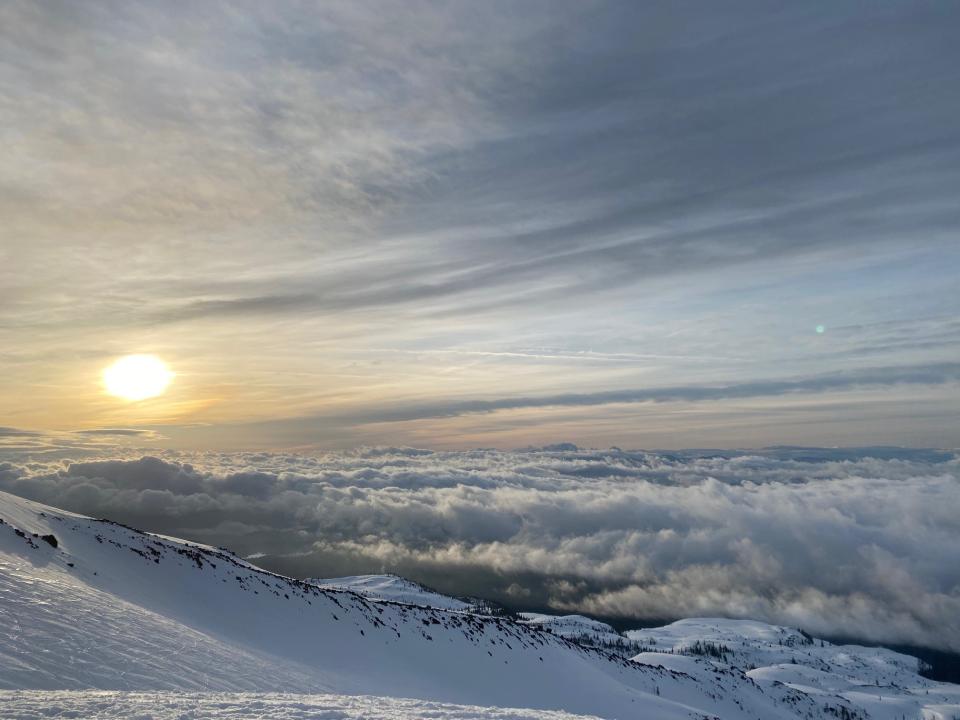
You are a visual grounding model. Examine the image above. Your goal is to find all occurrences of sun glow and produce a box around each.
[102,355,174,401]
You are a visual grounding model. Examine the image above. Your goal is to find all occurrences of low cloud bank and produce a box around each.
[1,445,958,651]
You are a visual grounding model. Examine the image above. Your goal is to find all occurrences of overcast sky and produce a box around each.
[2,1,959,449]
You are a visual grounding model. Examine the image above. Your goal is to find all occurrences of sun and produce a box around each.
[102,355,174,401]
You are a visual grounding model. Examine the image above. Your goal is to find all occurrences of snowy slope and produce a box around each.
[2,488,959,720]
[0,691,603,720]
[307,574,474,611]
[628,619,960,720]
[517,613,642,655]
[519,613,621,642]
[626,618,927,680]
[0,490,714,719]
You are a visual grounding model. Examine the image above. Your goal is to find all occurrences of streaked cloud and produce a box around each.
[1,1,959,446]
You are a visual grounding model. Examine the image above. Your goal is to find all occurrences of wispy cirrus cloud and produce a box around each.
[177,361,958,450]
[320,361,960,424]
[1,1,959,446]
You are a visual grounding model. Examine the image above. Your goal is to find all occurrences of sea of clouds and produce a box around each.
[1,444,957,651]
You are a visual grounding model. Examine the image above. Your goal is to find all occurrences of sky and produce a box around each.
[2,0,960,450]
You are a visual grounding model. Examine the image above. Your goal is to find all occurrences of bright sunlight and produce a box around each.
[102,355,174,401]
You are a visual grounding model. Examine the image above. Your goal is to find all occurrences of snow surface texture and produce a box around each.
[307,574,474,611]
[0,692,601,720]
[2,489,959,719]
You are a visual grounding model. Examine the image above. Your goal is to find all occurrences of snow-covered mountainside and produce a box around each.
[627,618,925,677]
[0,489,724,719]
[307,574,475,611]
[518,613,642,655]
[626,618,960,719]
[2,489,959,720]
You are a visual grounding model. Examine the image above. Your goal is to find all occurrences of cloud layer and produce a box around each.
[2,445,958,651]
